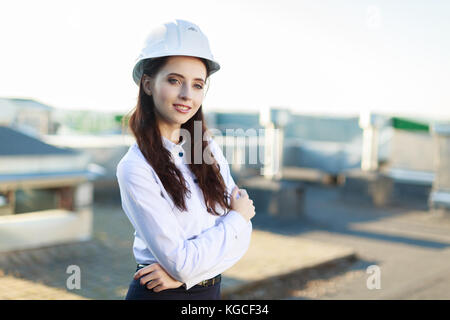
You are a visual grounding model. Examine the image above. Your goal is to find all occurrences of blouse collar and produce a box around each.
[162,135,186,151]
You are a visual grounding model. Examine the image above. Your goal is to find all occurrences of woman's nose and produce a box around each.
[179,83,192,100]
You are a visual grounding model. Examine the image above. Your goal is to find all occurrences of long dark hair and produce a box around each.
[125,56,232,216]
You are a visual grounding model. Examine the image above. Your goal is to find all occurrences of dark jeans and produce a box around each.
[125,273,221,300]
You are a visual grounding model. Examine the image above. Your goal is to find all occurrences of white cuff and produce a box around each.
[223,210,248,237]
[183,279,198,290]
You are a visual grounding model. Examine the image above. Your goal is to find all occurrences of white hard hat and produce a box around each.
[132,19,221,86]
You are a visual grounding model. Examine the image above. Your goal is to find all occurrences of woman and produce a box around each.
[116,19,256,300]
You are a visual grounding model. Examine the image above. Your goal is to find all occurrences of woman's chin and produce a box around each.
[175,113,194,123]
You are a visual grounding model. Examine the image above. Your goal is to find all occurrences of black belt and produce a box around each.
[136,264,221,287]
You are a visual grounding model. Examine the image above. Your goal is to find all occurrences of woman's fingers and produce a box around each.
[134,263,158,280]
[139,271,157,286]
[231,186,239,199]
[240,188,249,198]
[152,284,167,292]
[134,263,180,292]
[146,278,162,290]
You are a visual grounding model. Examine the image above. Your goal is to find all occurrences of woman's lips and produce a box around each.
[173,104,191,114]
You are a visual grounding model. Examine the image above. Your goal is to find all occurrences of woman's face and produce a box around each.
[142,56,207,134]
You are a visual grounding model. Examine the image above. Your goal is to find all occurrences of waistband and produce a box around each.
[136,264,221,287]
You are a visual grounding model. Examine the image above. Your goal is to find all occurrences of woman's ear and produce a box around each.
[142,75,153,96]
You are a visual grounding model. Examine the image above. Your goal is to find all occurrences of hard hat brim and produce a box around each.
[132,54,220,86]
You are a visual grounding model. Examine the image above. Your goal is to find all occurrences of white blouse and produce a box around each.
[116,135,252,290]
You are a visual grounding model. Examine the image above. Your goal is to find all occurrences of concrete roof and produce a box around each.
[0,97,53,111]
[0,126,77,156]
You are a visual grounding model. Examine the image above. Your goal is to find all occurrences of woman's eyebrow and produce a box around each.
[167,72,205,83]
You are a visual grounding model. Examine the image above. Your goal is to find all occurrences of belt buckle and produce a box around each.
[198,275,219,287]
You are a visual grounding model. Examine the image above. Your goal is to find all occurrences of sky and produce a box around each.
[1,0,449,119]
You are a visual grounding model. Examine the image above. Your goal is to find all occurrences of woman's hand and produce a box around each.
[230,186,256,222]
[134,263,184,292]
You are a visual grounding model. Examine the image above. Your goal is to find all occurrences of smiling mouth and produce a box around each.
[173,104,192,113]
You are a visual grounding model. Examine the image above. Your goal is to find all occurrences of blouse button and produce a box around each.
[194,178,198,183]
[178,152,183,157]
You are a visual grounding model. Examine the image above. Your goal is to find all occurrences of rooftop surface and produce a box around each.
[0,126,77,156]
[1,184,450,299]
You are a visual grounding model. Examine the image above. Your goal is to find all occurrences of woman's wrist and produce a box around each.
[226,209,249,231]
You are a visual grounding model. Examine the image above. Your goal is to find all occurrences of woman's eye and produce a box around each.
[169,78,202,89]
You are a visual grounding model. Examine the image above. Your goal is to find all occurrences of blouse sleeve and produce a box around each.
[116,157,250,290]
